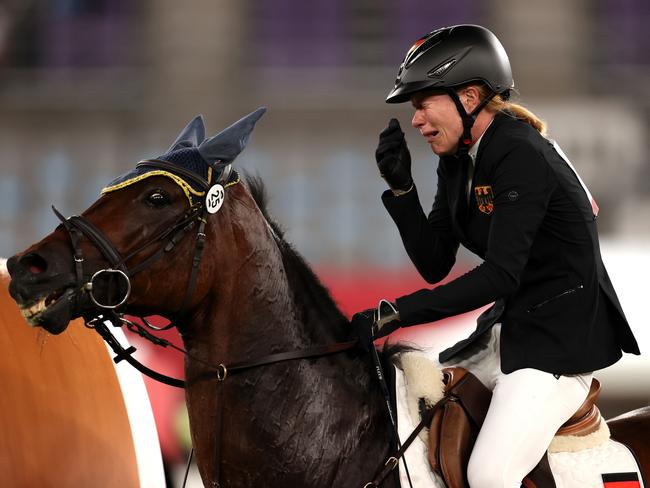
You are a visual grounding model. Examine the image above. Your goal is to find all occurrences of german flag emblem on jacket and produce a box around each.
[475,185,494,214]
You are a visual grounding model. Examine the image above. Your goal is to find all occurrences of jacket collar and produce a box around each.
[474,111,514,163]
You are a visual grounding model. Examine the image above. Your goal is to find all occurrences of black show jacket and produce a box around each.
[383,112,639,374]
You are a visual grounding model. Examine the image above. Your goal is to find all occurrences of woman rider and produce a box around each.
[351,24,640,487]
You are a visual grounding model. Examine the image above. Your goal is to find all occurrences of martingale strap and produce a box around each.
[90,317,186,388]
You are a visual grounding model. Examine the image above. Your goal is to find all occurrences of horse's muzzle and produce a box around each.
[7,253,78,334]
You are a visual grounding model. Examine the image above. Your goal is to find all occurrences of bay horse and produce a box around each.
[6,109,400,488]
[6,108,650,487]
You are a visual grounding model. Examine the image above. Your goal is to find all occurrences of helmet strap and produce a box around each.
[445,88,496,156]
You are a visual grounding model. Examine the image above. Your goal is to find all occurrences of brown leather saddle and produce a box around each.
[427,367,602,488]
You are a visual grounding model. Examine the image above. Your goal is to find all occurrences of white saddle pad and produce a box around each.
[549,441,644,488]
[393,360,645,488]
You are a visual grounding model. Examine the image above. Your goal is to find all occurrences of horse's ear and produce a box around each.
[198,107,266,165]
[167,115,206,152]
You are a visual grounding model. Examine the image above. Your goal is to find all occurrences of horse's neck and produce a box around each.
[181,207,392,487]
[180,208,356,385]
[202,226,348,357]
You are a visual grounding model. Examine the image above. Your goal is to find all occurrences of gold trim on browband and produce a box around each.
[224,172,240,189]
[101,168,241,206]
[102,170,204,206]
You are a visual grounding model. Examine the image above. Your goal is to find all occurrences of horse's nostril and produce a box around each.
[20,253,48,275]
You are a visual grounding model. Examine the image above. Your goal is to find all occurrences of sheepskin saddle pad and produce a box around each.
[392,351,643,488]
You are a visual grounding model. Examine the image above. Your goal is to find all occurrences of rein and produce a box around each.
[90,311,357,389]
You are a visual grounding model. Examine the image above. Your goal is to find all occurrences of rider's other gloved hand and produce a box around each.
[350,300,401,352]
[375,118,413,193]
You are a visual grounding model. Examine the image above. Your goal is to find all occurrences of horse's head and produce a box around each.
[7,108,266,335]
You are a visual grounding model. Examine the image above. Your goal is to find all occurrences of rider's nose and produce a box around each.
[412,109,425,128]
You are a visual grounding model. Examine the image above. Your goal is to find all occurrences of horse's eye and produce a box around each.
[147,190,170,207]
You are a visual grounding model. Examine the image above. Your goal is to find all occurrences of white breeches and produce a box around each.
[446,325,593,488]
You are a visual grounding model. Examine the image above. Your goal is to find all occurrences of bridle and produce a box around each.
[48,157,228,386]
[53,158,218,320]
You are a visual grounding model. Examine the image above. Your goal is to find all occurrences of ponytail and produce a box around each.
[473,85,548,136]
[501,101,547,136]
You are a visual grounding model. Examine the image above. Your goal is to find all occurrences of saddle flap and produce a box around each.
[439,400,473,488]
[428,368,491,488]
[444,367,492,427]
[426,367,569,487]
[428,404,443,473]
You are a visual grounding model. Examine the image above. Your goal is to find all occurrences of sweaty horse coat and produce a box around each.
[382,112,639,374]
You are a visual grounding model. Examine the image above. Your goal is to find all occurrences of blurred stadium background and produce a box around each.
[1,1,649,485]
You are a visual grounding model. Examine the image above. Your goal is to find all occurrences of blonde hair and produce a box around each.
[472,84,547,136]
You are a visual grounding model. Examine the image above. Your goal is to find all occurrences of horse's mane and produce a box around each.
[243,173,287,243]
[382,341,419,360]
[243,174,349,335]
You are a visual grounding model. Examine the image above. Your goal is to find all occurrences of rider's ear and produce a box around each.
[461,86,480,111]
[197,107,266,167]
[167,115,206,152]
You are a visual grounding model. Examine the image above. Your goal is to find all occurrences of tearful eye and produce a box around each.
[147,189,171,207]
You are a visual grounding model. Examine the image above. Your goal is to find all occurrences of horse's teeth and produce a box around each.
[19,297,47,325]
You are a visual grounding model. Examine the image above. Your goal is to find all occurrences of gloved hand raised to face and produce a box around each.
[375,118,413,192]
[351,300,402,352]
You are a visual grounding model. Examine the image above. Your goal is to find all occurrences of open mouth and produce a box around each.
[19,289,66,325]
[425,131,440,142]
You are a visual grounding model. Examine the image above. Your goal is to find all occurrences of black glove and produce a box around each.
[350,300,401,352]
[375,118,413,192]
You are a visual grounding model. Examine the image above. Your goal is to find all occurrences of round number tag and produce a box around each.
[206,184,225,214]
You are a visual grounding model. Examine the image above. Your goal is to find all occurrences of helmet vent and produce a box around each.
[428,59,457,78]
[404,29,450,69]
[395,63,405,84]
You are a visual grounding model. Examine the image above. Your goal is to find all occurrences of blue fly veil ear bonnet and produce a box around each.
[102,107,267,205]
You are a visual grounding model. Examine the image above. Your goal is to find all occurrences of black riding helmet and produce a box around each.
[386,24,514,154]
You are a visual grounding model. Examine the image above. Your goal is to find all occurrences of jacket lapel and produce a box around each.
[457,153,471,223]
[447,112,510,241]
[474,111,511,164]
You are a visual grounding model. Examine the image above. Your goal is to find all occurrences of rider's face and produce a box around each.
[410,91,464,157]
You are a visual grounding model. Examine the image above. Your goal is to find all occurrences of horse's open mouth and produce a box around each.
[19,289,67,326]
